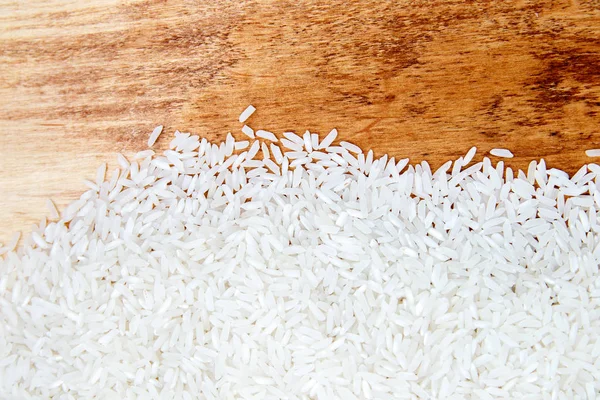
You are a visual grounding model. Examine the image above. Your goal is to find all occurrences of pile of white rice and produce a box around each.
[1,107,599,399]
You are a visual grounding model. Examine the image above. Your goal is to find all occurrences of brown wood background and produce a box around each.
[1,0,599,244]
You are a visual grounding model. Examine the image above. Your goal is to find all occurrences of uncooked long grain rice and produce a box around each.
[238,104,256,123]
[234,140,249,150]
[490,148,514,158]
[586,149,600,157]
[45,199,60,220]
[147,125,163,147]
[318,128,338,149]
[256,129,278,142]
[340,140,362,154]
[1,107,600,400]
[241,124,254,139]
[463,146,477,165]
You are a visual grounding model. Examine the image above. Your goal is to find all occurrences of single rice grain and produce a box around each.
[147,125,164,147]
[238,105,256,123]
[490,148,514,158]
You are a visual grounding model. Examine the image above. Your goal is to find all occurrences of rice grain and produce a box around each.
[1,106,599,400]
[490,148,514,158]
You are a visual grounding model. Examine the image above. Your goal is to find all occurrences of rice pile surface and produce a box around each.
[1,108,599,399]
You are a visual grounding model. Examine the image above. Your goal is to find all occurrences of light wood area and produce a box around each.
[1,0,599,243]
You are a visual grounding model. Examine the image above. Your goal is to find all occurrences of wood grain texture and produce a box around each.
[1,0,599,243]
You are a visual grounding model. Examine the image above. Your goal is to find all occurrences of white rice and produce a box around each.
[270,143,283,163]
[490,148,514,158]
[586,149,600,157]
[318,128,338,149]
[256,129,278,142]
[2,106,600,399]
[46,199,59,220]
[0,232,20,256]
[234,140,250,150]
[116,153,129,169]
[303,130,313,153]
[247,140,260,159]
[134,149,155,160]
[463,146,477,165]
[283,131,304,145]
[261,142,270,160]
[340,141,362,154]
[241,125,254,139]
[147,125,163,147]
[238,104,256,123]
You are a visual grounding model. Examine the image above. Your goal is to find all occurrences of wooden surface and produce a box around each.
[1,0,599,244]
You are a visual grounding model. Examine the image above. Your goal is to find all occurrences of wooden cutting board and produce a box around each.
[1,0,599,244]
